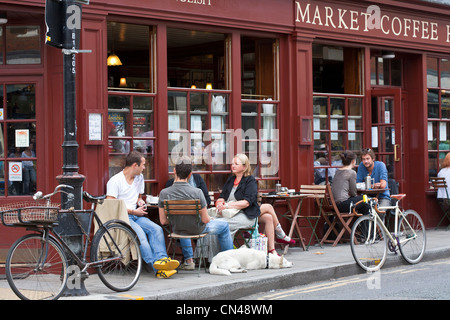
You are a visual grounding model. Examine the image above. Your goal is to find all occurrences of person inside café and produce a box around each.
[356,148,391,208]
[331,151,369,215]
[202,153,293,259]
[165,172,211,207]
[158,157,233,270]
[106,151,180,279]
[437,152,450,200]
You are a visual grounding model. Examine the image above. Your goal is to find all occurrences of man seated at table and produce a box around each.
[106,151,179,279]
[356,148,391,208]
[158,157,233,270]
[165,173,211,207]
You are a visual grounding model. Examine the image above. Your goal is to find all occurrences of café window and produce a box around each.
[0,84,37,196]
[313,44,363,94]
[370,51,402,86]
[107,22,156,195]
[241,100,279,190]
[313,95,364,184]
[312,43,364,184]
[107,22,154,92]
[427,57,450,178]
[167,90,230,190]
[241,37,280,190]
[241,37,279,100]
[167,28,231,190]
[167,28,227,90]
[0,26,41,65]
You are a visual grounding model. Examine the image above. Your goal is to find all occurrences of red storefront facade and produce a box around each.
[0,0,449,250]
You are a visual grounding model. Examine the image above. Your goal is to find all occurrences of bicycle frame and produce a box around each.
[366,199,417,249]
[30,203,127,275]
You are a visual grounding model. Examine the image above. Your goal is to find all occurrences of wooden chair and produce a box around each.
[320,184,358,247]
[163,199,208,275]
[297,185,327,249]
[430,177,450,230]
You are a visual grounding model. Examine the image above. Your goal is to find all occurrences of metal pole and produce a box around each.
[54,0,88,296]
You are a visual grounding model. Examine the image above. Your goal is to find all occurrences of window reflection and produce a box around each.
[167,28,226,90]
[314,44,364,94]
[6,26,40,64]
[241,37,278,100]
[7,84,36,119]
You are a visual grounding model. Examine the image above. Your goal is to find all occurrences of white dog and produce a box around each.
[209,247,293,276]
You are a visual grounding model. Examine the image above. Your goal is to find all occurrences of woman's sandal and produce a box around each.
[276,235,296,245]
[268,249,280,256]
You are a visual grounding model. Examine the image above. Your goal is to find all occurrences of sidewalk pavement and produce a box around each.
[1,229,449,300]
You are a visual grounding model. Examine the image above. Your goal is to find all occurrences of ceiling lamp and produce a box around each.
[382,51,395,59]
[107,53,122,66]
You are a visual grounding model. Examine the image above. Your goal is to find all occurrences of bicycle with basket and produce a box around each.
[0,184,142,300]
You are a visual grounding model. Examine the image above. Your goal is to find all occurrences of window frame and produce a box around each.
[312,93,365,184]
[427,56,450,180]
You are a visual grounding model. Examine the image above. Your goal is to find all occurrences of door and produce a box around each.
[370,88,403,190]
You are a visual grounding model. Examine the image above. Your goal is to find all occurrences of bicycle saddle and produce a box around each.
[83,191,107,203]
[390,194,406,201]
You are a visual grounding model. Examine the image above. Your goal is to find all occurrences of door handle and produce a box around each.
[394,144,400,161]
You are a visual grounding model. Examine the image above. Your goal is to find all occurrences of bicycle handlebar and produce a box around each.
[351,197,386,216]
[33,184,74,201]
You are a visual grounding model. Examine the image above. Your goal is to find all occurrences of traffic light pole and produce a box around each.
[55,46,88,297]
[51,0,89,296]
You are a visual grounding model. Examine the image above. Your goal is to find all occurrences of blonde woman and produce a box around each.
[198,154,259,260]
[215,154,292,255]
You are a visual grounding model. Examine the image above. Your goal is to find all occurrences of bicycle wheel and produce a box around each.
[397,209,426,264]
[90,222,142,292]
[6,234,68,300]
[350,215,387,272]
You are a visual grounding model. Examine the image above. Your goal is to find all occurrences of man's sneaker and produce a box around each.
[179,261,195,271]
[156,269,177,279]
[153,257,180,270]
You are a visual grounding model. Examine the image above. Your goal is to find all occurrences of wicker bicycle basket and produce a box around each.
[0,201,60,226]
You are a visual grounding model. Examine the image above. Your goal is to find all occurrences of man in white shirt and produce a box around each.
[107,151,179,279]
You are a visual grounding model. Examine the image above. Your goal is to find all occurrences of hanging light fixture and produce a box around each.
[107,23,122,66]
[382,51,395,59]
[107,53,122,66]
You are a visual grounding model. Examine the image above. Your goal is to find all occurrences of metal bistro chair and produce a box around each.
[163,199,209,276]
[233,192,261,248]
[298,184,326,250]
[430,177,450,230]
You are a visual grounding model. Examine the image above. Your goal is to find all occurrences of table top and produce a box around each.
[261,193,314,199]
[357,188,388,195]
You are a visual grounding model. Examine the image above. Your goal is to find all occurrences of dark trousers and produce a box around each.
[336,195,370,215]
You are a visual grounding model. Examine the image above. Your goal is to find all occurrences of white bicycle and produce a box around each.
[350,194,426,272]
